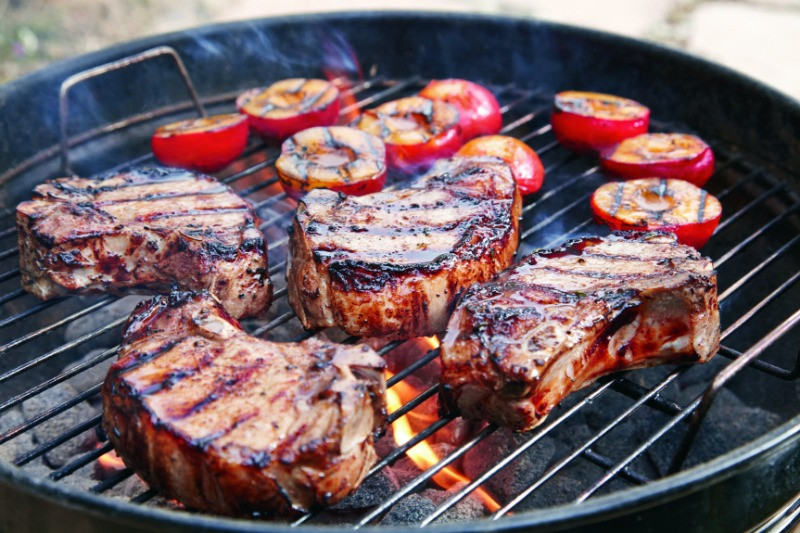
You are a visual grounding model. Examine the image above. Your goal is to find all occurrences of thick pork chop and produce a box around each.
[440,232,720,431]
[287,157,522,340]
[16,167,271,318]
[102,291,386,516]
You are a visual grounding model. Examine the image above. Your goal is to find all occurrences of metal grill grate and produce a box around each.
[2,58,800,528]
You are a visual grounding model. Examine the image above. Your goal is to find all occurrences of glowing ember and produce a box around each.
[98,449,126,471]
[385,337,500,512]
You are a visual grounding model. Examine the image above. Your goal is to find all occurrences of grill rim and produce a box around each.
[2,420,800,532]
[2,11,800,531]
[2,10,800,189]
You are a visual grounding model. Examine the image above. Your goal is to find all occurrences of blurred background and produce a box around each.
[1,0,798,99]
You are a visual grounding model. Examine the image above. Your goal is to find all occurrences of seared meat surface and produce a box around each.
[16,167,271,318]
[287,157,522,340]
[102,291,386,516]
[440,232,720,431]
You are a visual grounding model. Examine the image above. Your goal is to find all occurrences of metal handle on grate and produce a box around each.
[58,46,206,175]
[669,324,800,474]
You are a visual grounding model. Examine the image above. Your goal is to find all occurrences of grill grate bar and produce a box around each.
[386,348,439,388]
[356,424,498,527]
[578,306,800,500]
[718,345,800,381]
[420,380,613,525]
[714,202,800,268]
[0,247,18,261]
[543,217,593,249]
[222,155,276,186]
[0,384,101,446]
[377,340,405,357]
[340,77,422,116]
[386,384,439,425]
[0,299,59,330]
[719,232,800,302]
[582,449,650,485]
[0,296,115,355]
[250,311,294,337]
[91,467,134,494]
[722,269,800,340]
[258,209,295,233]
[234,174,279,198]
[610,378,683,416]
[49,442,113,482]
[713,166,761,200]
[14,414,103,467]
[520,125,554,144]
[0,267,19,283]
[0,346,116,418]
[490,366,687,519]
[130,488,158,504]
[521,164,597,216]
[292,415,456,527]
[714,182,785,233]
[0,75,798,527]
[499,103,551,134]
[0,288,25,306]
[520,191,593,241]
[0,316,126,387]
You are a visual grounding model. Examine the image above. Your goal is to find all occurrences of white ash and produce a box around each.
[390,442,455,486]
[64,296,145,342]
[379,494,436,525]
[464,428,557,503]
[63,347,116,398]
[330,468,400,512]
[421,481,485,523]
[20,382,99,468]
[0,408,34,464]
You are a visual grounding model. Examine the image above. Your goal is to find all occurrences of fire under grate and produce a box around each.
[2,50,800,528]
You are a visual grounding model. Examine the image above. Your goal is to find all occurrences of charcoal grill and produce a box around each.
[2,12,800,532]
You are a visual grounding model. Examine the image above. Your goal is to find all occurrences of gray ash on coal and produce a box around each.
[380,494,437,525]
[422,482,485,523]
[641,385,781,474]
[20,382,99,468]
[463,427,556,503]
[63,296,144,344]
[0,408,34,464]
[330,468,400,512]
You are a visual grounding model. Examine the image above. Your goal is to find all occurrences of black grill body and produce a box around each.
[1,12,800,533]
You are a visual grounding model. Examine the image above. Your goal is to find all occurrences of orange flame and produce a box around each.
[328,76,362,124]
[97,449,126,471]
[320,30,364,125]
[386,337,500,512]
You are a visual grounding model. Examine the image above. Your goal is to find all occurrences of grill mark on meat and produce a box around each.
[440,231,720,431]
[103,292,386,516]
[39,167,199,194]
[17,168,271,318]
[190,411,259,450]
[110,338,183,375]
[137,207,250,221]
[287,157,521,339]
[90,187,230,206]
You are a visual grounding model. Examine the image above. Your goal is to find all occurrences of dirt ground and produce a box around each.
[1,0,798,98]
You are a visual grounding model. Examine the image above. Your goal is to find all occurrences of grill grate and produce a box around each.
[2,67,800,528]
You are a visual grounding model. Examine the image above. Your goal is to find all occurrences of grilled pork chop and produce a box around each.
[287,157,522,340]
[16,167,271,318]
[440,232,720,431]
[102,291,386,516]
